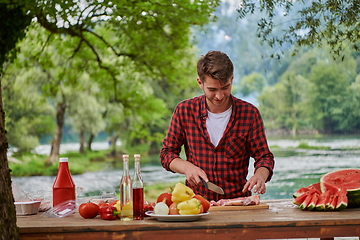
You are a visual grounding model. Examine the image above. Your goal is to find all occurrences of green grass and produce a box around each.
[297,142,331,150]
[9,149,118,177]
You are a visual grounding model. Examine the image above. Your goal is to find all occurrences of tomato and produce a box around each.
[144,201,155,212]
[156,192,173,207]
[79,202,99,219]
[193,195,210,213]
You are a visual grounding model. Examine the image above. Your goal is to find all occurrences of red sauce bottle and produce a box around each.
[52,157,76,207]
[132,154,144,220]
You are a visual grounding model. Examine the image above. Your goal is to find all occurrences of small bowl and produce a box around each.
[15,201,41,215]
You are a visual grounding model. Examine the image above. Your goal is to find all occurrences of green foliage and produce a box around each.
[297,142,331,150]
[9,150,115,176]
[238,72,266,97]
[0,3,31,67]
[2,63,55,152]
[2,0,220,157]
[237,0,360,59]
[258,46,360,134]
[9,154,58,176]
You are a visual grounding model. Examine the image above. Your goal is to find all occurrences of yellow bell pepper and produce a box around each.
[177,198,201,215]
[171,183,195,203]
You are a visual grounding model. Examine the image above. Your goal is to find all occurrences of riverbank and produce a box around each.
[9,136,360,202]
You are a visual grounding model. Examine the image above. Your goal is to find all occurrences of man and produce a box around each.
[160,50,274,201]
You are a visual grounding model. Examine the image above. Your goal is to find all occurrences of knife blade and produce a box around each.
[200,177,224,195]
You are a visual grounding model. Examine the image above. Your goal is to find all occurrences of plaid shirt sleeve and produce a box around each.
[160,101,186,172]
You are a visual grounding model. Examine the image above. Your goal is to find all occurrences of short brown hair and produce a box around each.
[197,50,234,84]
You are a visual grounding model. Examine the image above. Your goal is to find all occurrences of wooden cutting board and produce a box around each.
[209,202,269,211]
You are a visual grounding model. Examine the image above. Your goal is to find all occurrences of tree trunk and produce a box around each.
[79,124,85,154]
[0,81,19,240]
[87,134,94,151]
[110,134,119,157]
[86,110,107,151]
[48,97,66,164]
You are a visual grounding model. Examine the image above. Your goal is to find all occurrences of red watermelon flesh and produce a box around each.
[293,192,309,206]
[300,192,313,210]
[300,189,319,210]
[293,182,321,198]
[315,191,330,211]
[320,169,360,207]
[327,193,338,210]
[307,192,319,211]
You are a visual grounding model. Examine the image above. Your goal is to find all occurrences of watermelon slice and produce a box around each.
[293,192,309,206]
[293,183,320,198]
[320,169,360,207]
[335,189,348,210]
[307,192,319,211]
[300,192,313,210]
[326,193,336,210]
[315,191,330,211]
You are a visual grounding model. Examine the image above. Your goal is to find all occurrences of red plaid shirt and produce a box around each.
[160,95,274,201]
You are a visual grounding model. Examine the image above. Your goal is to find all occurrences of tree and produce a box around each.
[1,1,220,239]
[237,0,360,59]
[2,64,55,153]
[0,3,32,239]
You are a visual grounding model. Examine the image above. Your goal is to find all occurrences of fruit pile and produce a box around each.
[153,183,210,215]
[77,182,209,220]
[293,169,360,211]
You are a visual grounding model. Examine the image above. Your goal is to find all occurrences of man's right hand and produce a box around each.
[169,158,208,186]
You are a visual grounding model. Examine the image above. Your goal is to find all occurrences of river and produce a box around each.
[11,136,360,202]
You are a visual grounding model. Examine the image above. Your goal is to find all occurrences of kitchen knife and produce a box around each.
[200,177,224,195]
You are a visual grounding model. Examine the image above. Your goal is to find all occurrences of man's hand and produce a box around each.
[242,167,270,194]
[169,158,208,186]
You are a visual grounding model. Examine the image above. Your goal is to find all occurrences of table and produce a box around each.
[17,199,360,240]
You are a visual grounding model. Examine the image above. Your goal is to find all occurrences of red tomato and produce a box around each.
[79,202,99,219]
[156,192,173,207]
[193,195,210,213]
[144,201,155,212]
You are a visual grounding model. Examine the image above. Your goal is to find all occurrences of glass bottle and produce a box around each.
[52,157,76,207]
[132,154,144,220]
[120,154,133,221]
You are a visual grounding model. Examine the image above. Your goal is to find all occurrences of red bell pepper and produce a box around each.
[99,204,119,220]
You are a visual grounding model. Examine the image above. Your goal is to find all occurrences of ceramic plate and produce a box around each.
[145,211,209,222]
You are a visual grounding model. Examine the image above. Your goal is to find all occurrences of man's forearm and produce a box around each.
[169,157,192,174]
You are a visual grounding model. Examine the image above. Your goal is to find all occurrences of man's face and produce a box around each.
[197,75,233,113]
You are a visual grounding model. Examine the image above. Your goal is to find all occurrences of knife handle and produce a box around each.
[199,177,208,188]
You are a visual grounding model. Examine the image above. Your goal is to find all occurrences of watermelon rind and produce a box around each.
[347,190,360,208]
[320,168,360,208]
[335,197,348,211]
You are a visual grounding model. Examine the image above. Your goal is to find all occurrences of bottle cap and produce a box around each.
[122,154,129,161]
[134,154,141,161]
[59,158,68,162]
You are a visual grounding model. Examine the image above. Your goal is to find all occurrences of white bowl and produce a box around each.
[15,201,41,215]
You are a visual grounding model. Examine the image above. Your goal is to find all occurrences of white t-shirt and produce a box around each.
[206,106,232,147]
